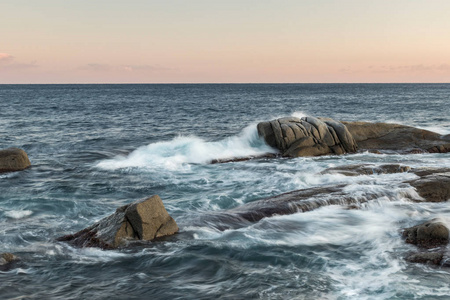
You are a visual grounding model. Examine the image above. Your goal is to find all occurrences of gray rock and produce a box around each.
[257,117,358,157]
[403,219,449,248]
[57,195,178,249]
[322,164,411,176]
[408,171,450,202]
[0,148,31,173]
[406,252,444,265]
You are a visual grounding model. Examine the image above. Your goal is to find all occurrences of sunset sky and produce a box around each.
[1,0,450,83]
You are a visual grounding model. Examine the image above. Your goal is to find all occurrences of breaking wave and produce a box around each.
[96,125,277,171]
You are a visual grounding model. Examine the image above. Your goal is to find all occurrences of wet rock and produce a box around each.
[405,252,444,265]
[210,153,278,164]
[0,253,19,271]
[57,195,178,249]
[408,171,450,202]
[225,184,382,223]
[257,117,357,157]
[403,219,449,248]
[321,164,411,176]
[0,148,31,173]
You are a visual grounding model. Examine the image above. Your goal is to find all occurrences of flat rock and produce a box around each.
[0,148,31,173]
[405,252,444,265]
[321,164,411,176]
[341,121,450,153]
[57,195,178,249]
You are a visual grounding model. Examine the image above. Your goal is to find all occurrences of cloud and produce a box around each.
[0,53,38,70]
[370,64,450,73]
[81,63,171,72]
[339,64,450,74]
[0,53,14,64]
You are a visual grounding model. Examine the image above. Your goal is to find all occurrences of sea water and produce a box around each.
[1,84,450,299]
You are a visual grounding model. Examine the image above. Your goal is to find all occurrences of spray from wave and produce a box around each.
[96,125,277,171]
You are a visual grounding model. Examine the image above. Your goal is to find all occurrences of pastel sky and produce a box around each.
[1,0,450,83]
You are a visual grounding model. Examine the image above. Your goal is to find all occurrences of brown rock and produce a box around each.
[57,195,178,249]
[257,117,358,157]
[0,148,31,173]
[0,253,18,265]
[0,253,19,271]
[403,219,449,248]
[406,252,444,265]
[408,171,450,202]
[342,121,450,152]
[321,164,411,176]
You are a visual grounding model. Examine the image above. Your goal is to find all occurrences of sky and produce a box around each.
[1,0,450,83]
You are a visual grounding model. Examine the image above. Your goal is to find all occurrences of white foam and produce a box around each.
[96,125,277,171]
[5,210,33,219]
[291,111,309,119]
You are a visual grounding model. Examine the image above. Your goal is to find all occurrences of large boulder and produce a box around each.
[57,195,178,249]
[256,117,450,157]
[257,117,357,157]
[0,148,31,173]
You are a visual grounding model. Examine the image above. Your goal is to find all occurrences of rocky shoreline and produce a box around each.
[2,116,449,267]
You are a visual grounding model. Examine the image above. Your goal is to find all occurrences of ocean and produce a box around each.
[1,84,450,299]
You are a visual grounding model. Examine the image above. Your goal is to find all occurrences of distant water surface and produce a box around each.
[1,84,450,299]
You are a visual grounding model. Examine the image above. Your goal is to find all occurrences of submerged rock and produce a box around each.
[57,195,178,249]
[0,148,31,173]
[322,165,450,203]
[405,252,444,265]
[0,253,19,271]
[321,164,411,176]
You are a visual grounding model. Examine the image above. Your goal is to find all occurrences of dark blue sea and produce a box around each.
[1,84,450,299]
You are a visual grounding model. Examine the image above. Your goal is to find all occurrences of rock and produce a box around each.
[0,253,19,271]
[408,171,450,202]
[322,165,449,203]
[0,148,31,173]
[321,164,411,176]
[225,184,382,224]
[57,195,178,249]
[0,253,18,265]
[405,252,444,265]
[341,121,450,152]
[257,117,357,157]
[210,153,278,164]
[257,116,450,156]
[402,219,449,248]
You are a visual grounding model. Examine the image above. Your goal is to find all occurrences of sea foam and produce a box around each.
[96,125,277,171]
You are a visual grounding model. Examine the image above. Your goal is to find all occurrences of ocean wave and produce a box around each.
[96,125,277,171]
[4,210,33,219]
